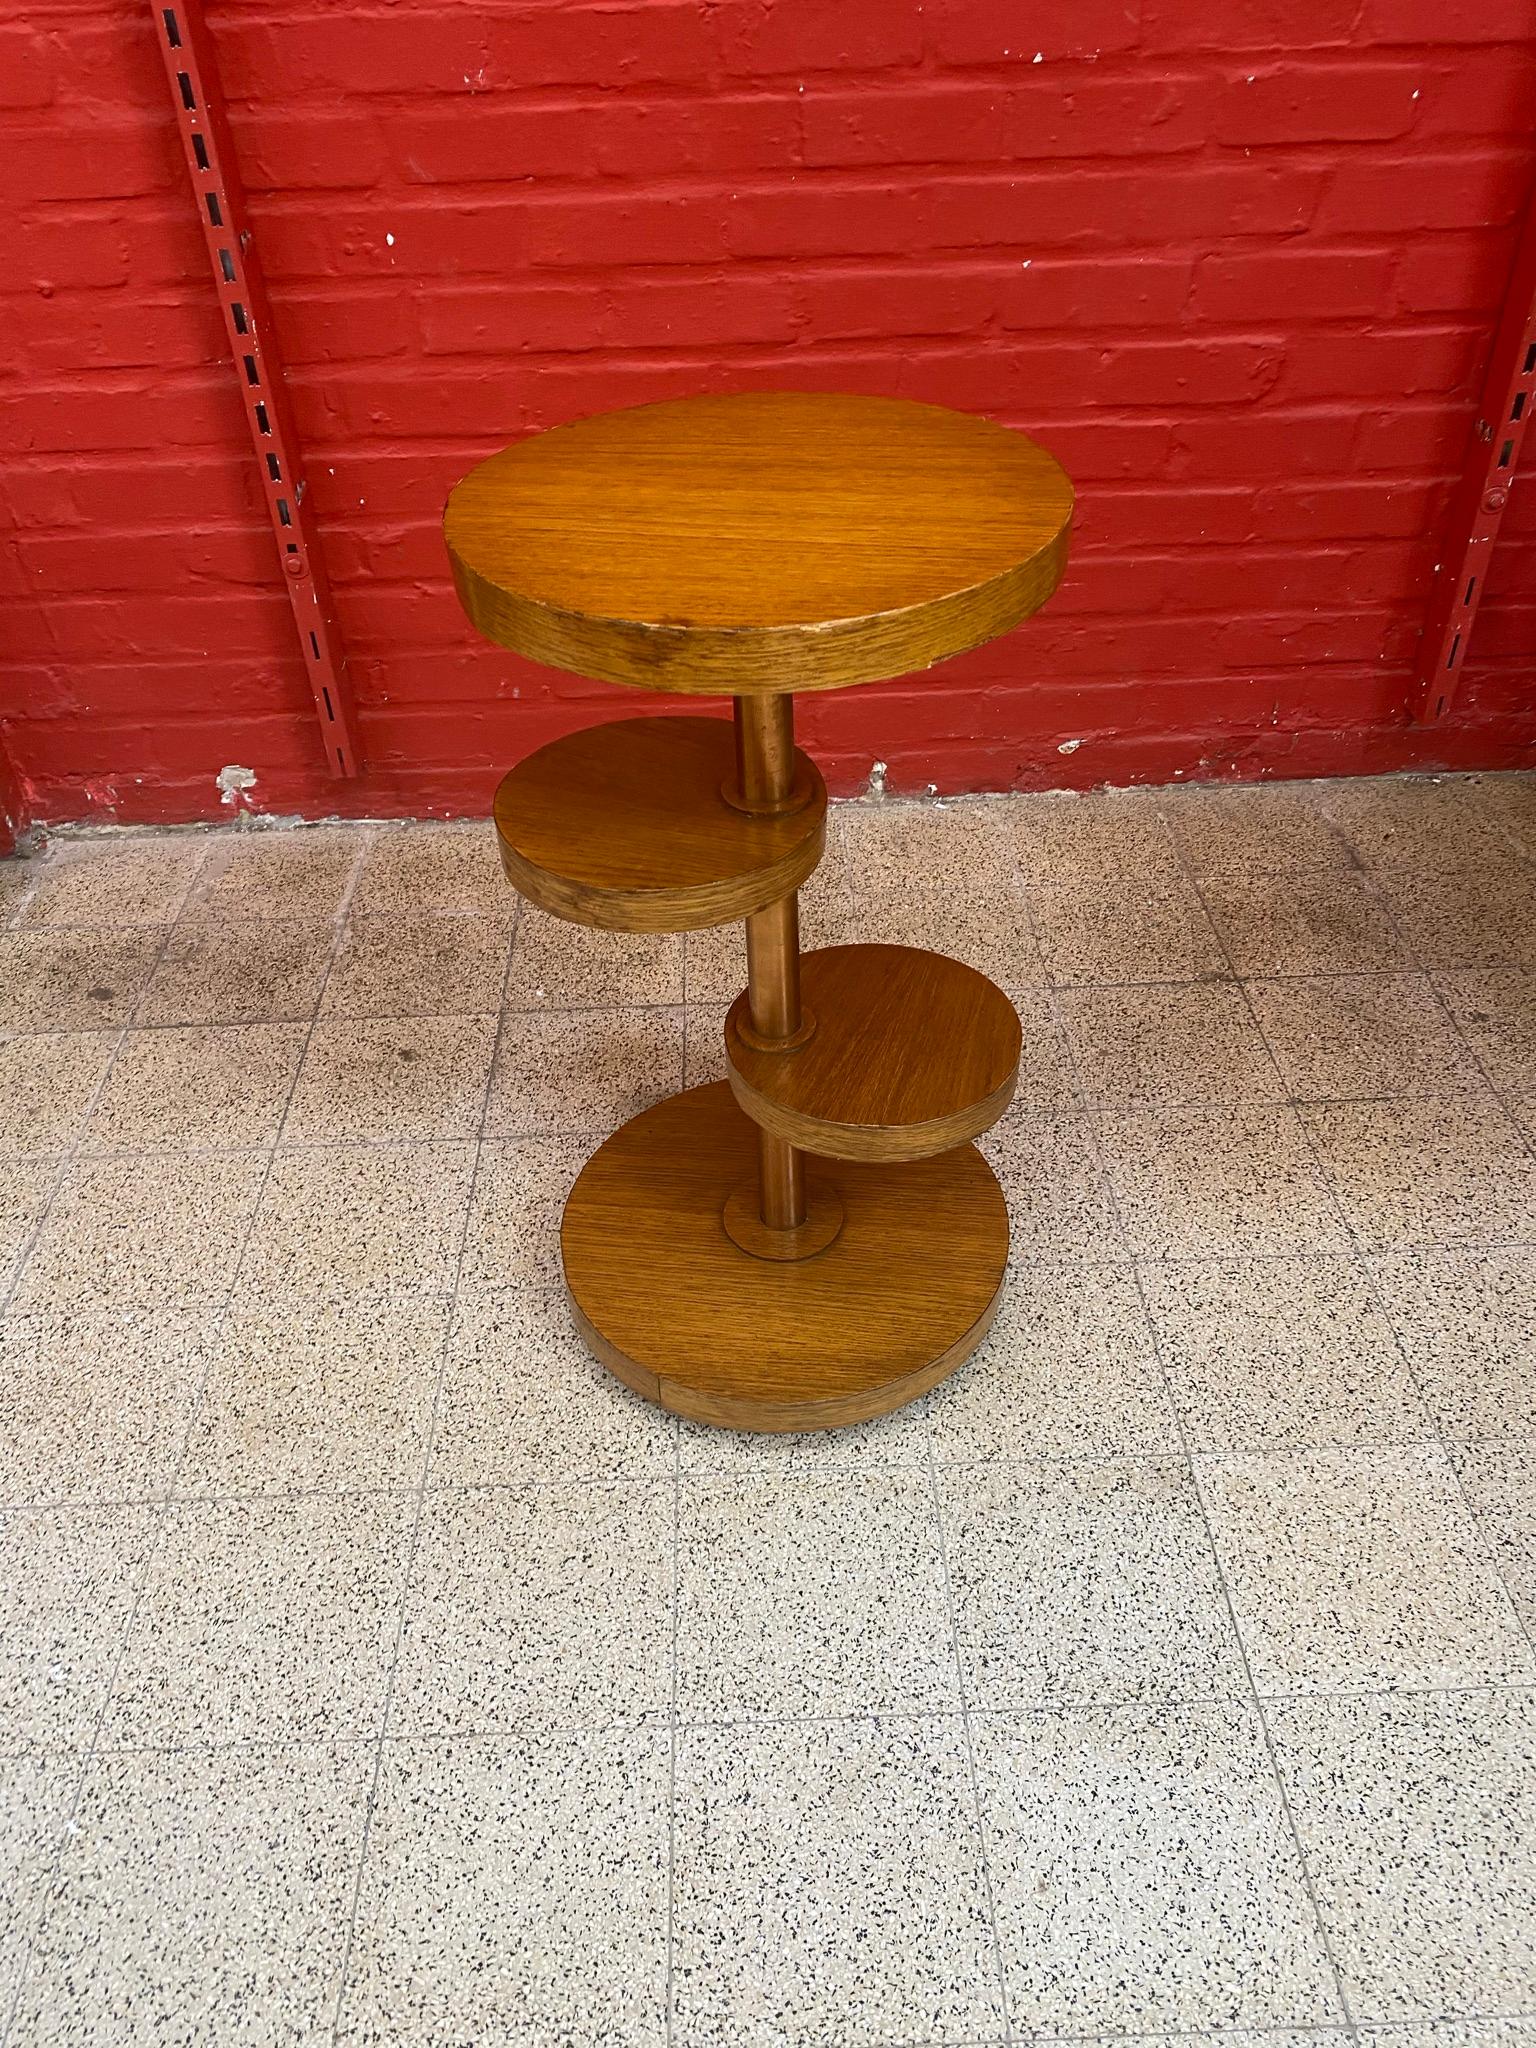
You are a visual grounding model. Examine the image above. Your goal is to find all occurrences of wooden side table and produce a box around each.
[446,391,1073,1431]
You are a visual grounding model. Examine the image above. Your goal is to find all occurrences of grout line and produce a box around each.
[663,1351,682,2047]
[1306,872,1536,1679]
[924,1426,1017,2044]
[1072,816,1359,2028]
[324,890,521,2047]
[46,1674,1536,1766]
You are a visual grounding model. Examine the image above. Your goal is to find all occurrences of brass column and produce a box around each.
[734,694,807,1230]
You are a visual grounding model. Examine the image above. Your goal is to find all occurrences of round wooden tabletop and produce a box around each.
[445,390,1073,696]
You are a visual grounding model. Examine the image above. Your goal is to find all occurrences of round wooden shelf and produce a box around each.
[446,391,1073,696]
[493,716,826,932]
[561,1082,1008,1431]
[724,944,1021,1163]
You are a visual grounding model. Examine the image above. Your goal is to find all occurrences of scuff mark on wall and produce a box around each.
[217,764,258,809]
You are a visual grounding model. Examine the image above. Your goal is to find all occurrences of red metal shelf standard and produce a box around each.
[150,0,361,777]
[1414,191,1536,725]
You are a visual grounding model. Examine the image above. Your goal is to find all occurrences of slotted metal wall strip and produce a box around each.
[1414,188,1536,725]
[151,0,361,777]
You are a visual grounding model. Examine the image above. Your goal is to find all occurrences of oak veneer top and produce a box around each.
[444,391,1073,696]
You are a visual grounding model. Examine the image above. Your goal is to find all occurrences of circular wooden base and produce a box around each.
[561,1082,1008,1431]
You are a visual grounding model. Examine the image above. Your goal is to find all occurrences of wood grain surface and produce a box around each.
[446,391,1072,695]
[561,1080,1009,1430]
[725,943,1021,1161]
[493,715,825,930]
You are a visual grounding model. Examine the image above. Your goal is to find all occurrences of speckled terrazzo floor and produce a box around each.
[1,771,1535,2048]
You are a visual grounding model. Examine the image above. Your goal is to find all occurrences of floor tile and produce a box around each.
[1198,1447,1531,1694]
[11,1741,371,2048]
[677,1397,930,1475]
[1372,1246,1536,1440]
[835,797,1017,894]
[184,827,363,923]
[996,986,1080,1107]
[0,1751,76,2017]
[1452,1442,1536,1638]
[105,1494,412,1747]
[432,1292,676,1485]
[0,1505,158,1749]
[0,1032,116,1158]
[939,1459,1244,1707]
[282,1013,497,1144]
[0,929,164,1035]
[1030,875,1227,985]
[672,1717,1004,2048]
[1268,1688,1536,2021]
[1142,1255,1433,1452]
[0,1160,56,1296]
[83,1022,307,1153]
[21,840,205,928]
[457,1135,590,1293]
[1375,859,1536,972]
[929,1264,1178,1461]
[1358,2021,1536,2048]
[239,1141,476,1297]
[1011,788,1186,886]
[973,1702,1339,2033]
[0,856,38,925]
[675,1472,957,1721]
[133,918,334,1026]
[1436,966,1536,1097]
[861,882,1047,991]
[981,1113,1126,1262]
[0,1306,215,1507]
[485,1007,685,1136]
[1476,773,1536,857]
[321,912,513,1018]
[1200,870,1410,977]
[683,921,750,1009]
[349,821,508,919]
[1161,781,1350,875]
[1320,774,1521,873]
[180,1293,449,1497]
[392,1481,673,1737]
[10,1150,267,1312]
[505,907,683,1009]
[340,1727,670,2048]
[1059,980,1281,1106]
[682,1003,729,1087]
[1248,973,1478,1099]
[1096,1105,1346,1260]
[1300,1091,1536,1251]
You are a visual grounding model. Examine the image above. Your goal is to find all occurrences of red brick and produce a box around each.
[798,267,999,342]
[1191,249,1396,323]
[1316,150,1533,232]
[1362,0,1536,41]
[1215,65,1420,146]
[925,0,1140,65]
[719,0,924,78]
[997,257,1195,328]
[1139,0,1360,51]
[1393,231,1520,314]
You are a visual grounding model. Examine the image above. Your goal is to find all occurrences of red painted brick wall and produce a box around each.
[4,0,1534,829]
